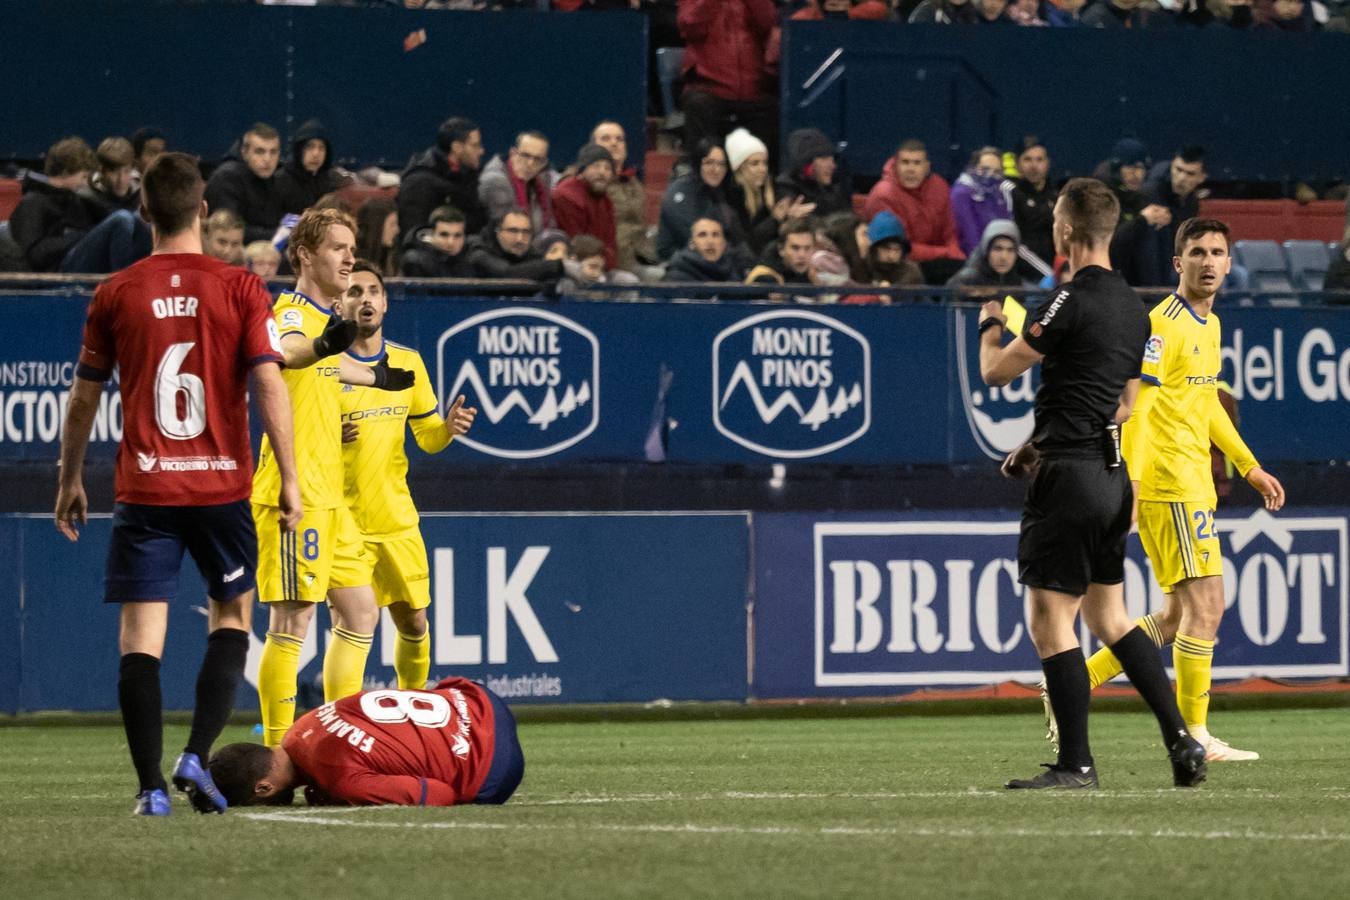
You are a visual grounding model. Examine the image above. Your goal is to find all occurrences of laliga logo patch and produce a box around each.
[1144,335,1164,365]
[712,310,870,458]
[953,309,1036,460]
[437,308,599,459]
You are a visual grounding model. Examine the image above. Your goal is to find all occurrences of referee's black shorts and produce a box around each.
[1018,457,1132,596]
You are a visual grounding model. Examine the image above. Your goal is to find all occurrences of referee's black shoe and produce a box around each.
[1169,734,1208,788]
[1005,763,1099,790]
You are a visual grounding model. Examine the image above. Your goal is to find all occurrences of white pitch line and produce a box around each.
[236,811,1350,843]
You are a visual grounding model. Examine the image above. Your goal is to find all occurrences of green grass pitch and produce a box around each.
[4,707,1349,899]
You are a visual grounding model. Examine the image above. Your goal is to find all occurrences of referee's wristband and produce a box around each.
[978,317,1005,336]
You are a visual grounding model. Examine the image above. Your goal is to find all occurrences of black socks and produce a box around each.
[184,628,250,760]
[1110,625,1190,749]
[1041,649,1093,770]
[119,653,165,793]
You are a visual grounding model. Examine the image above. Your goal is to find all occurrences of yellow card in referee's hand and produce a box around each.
[1002,296,1026,336]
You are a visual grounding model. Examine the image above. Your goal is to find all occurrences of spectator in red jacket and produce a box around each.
[678,0,780,169]
[552,143,619,272]
[862,139,965,283]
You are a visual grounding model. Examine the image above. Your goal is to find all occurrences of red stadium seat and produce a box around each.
[0,179,21,221]
[335,183,397,214]
[1198,199,1346,243]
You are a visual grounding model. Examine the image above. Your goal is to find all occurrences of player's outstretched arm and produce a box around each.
[337,356,415,390]
[281,315,358,369]
[252,363,303,531]
[54,377,102,541]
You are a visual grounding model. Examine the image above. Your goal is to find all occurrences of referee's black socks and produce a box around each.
[118,652,166,793]
[1041,649,1093,771]
[1110,626,1190,748]
[185,628,250,761]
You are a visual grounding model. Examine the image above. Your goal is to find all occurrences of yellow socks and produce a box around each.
[323,626,374,702]
[1173,633,1216,731]
[394,628,431,691]
[1085,614,1166,689]
[258,632,304,747]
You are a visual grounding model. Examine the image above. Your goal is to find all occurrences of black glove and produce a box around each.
[312,313,357,359]
[370,356,415,391]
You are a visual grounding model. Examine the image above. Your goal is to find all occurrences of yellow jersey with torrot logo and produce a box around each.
[1123,294,1257,505]
[251,291,345,511]
[340,341,451,539]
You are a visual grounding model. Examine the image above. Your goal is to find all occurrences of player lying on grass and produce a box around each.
[207,677,522,808]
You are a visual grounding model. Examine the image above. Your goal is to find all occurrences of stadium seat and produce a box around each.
[655,47,685,127]
[0,178,20,221]
[1284,240,1332,291]
[1234,240,1297,306]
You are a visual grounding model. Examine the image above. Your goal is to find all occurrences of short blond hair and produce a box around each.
[287,207,357,272]
[243,240,281,265]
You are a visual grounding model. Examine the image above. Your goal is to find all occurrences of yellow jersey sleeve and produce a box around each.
[1139,301,1177,387]
[252,292,345,510]
[407,352,452,454]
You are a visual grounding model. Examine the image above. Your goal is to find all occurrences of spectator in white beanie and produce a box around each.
[725,127,814,257]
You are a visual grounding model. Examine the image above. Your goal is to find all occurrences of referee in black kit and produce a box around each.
[977,178,1206,790]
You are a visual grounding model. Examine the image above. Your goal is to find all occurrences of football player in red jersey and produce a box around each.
[55,152,303,817]
[207,677,523,807]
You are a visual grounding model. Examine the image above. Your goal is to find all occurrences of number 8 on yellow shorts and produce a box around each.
[253,503,368,604]
[331,529,432,611]
[1136,499,1224,593]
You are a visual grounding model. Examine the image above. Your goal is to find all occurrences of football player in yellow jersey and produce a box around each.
[333,260,477,691]
[1066,218,1286,761]
[252,208,417,747]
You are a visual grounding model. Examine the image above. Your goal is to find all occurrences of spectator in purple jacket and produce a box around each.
[949,146,1015,257]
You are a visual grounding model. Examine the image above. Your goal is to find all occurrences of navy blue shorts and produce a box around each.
[104,500,258,603]
[474,686,524,805]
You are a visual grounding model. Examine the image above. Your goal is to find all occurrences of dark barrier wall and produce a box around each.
[782,21,1350,185]
[4,293,1349,468]
[3,506,1344,711]
[0,3,646,167]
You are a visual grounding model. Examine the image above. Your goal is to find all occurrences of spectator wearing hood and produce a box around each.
[398,116,488,243]
[9,137,99,272]
[1010,137,1058,278]
[1112,146,1207,287]
[677,0,780,166]
[552,143,619,271]
[1094,136,1152,225]
[478,130,556,235]
[401,205,475,278]
[275,119,346,216]
[204,122,286,246]
[775,128,852,219]
[657,140,744,262]
[467,207,566,285]
[1081,0,1178,27]
[746,217,816,287]
[863,139,965,282]
[946,219,1032,292]
[865,211,925,287]
[792,0,895,19]
[590,120,653,273]
[951,146,1016,256]
[664,215,746,283]
[909,0,982,22]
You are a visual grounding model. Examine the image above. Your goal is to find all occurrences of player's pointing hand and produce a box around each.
[1245,467,1285,512]
[445,394,477,439]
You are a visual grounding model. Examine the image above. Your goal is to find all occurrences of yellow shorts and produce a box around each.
[334,530,431,610]
[253,503,370,604]
[1137,499,1223,592]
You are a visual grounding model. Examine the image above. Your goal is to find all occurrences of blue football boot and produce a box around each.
[172,752,228,814]
[133,788,172,816]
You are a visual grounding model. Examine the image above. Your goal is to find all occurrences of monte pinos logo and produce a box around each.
[953,306,1037,460]
[713,309,870,458]
[437,308,599,459]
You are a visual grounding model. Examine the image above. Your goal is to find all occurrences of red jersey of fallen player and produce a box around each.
[283,679,497,806]
[76,253,281,506]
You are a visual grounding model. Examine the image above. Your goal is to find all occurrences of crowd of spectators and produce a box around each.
[2,0,1347,300]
